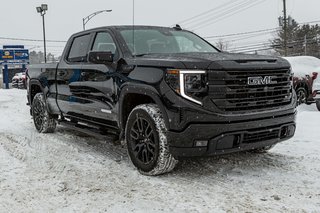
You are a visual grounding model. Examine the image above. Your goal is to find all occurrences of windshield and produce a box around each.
[119,28,218,55]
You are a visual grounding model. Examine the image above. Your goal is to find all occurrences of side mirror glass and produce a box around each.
[88,51,113,64]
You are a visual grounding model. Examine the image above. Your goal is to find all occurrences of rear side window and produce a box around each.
[68,34,91,62]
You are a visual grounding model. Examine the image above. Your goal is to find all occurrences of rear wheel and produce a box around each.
[296,87,308,105]
[32,93,57,133]
[125,104,178,176]
[316,100,320,111]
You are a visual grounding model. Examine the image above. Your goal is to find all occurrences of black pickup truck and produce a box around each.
[27,25,296,175]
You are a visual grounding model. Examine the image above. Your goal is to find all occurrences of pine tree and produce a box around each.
[272,18,320,57]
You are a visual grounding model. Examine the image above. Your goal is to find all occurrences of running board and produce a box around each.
[59,120,119,142]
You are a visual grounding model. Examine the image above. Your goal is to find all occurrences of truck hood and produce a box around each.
[130,52,290,70]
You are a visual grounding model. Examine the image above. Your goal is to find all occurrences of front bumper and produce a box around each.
[167,112,296,157]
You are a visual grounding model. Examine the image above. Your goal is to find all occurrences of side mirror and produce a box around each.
[88,51,113,64]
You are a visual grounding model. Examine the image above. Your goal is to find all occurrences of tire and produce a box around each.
[249,145,275,153]
[316,100,320,111]
[296,87,308,105]
[32,93,57,133]
[125,104,178,176]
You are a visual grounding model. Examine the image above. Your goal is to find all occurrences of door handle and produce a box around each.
[57,70,66,77]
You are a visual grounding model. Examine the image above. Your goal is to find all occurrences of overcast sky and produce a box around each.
[1,0,319,55]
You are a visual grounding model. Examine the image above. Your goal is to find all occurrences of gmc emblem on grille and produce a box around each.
[247,76,277,85]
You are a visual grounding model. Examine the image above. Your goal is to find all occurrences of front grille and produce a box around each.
[208,69,292,111]
[243,129,280,144]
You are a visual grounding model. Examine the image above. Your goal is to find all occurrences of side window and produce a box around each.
[67,34,91,62]
[92,32,117,55]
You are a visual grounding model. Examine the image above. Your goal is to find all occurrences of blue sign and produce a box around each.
[0,50,14,60]
[14,49,29,60]
[1,45,29,89]
[3,45,24,49]
[0,49,29,61]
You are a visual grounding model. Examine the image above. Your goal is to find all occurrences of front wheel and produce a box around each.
[32,93,57,133]
[316,100,320,111]
[125,104,178,176]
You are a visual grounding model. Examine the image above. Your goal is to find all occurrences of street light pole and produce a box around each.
[42,13,47,63]
[283,0,287,56]
[36,4,48,63]
[83,10,112,30]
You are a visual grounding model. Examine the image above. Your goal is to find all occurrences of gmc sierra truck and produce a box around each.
[27,26,296,175]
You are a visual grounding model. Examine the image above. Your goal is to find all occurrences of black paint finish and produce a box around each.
[27,25,296,157]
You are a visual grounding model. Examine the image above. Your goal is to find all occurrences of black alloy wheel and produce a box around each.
[32,93,57,133]
[130,115,157,165]
[33,98,46,131]
[125,104,178,176]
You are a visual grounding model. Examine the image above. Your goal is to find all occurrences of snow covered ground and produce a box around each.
[0,89,320,212]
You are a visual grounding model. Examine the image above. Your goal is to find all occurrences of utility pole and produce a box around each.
[283,0,288,56]
[304,35,307,55]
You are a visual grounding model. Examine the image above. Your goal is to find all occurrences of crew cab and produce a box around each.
[27,26,296,175]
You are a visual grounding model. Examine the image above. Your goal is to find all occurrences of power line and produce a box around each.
[230,37,319,53]
[177,0,237,25]
[0,36,66,43]
[179,0,260,30]
[191,0,267,31]
[203,19,320,42]
[300,20,320,25]
[204,27,279,39]
[234,47,275,53]
[186,0,256,29]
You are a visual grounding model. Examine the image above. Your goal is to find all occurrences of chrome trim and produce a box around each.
[179,70,206,105]
[101,109,112,114]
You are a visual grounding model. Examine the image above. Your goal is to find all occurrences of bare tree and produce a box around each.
[215,39,231,51]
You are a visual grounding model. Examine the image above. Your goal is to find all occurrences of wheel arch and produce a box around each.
[28,79,45,106]
[119,84,169,139]
[295,80,310,96]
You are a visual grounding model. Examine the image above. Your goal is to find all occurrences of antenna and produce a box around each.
[174,24,182,30]
[132,0,135,56]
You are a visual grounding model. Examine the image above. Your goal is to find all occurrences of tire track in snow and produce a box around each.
[0,134,29,162]
[27,132,80,175]
[54,128,128,163]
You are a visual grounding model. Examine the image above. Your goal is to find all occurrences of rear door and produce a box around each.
[56,33,92,119]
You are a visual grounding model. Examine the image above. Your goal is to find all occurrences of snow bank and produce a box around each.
[283,56,320,78]
[0,89,320,212]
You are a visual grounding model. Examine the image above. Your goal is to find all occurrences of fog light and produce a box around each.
[195,140,208,147]
[280,125,295,139]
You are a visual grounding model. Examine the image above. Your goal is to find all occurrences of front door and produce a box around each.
[57,31,119,128]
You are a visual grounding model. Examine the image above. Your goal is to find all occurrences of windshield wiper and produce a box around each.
[134,53,163,57]
[134,53,149,57]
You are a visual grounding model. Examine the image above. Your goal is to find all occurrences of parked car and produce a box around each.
[284,56,319,105]
[312,74,320,111]
[12,72,27,89]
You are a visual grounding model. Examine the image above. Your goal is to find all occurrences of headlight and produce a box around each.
[166,69,208,105]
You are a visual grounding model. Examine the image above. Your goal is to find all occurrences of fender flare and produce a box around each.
[118,83,170,134]
[28,79,44,101]
[28,79,51,112]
